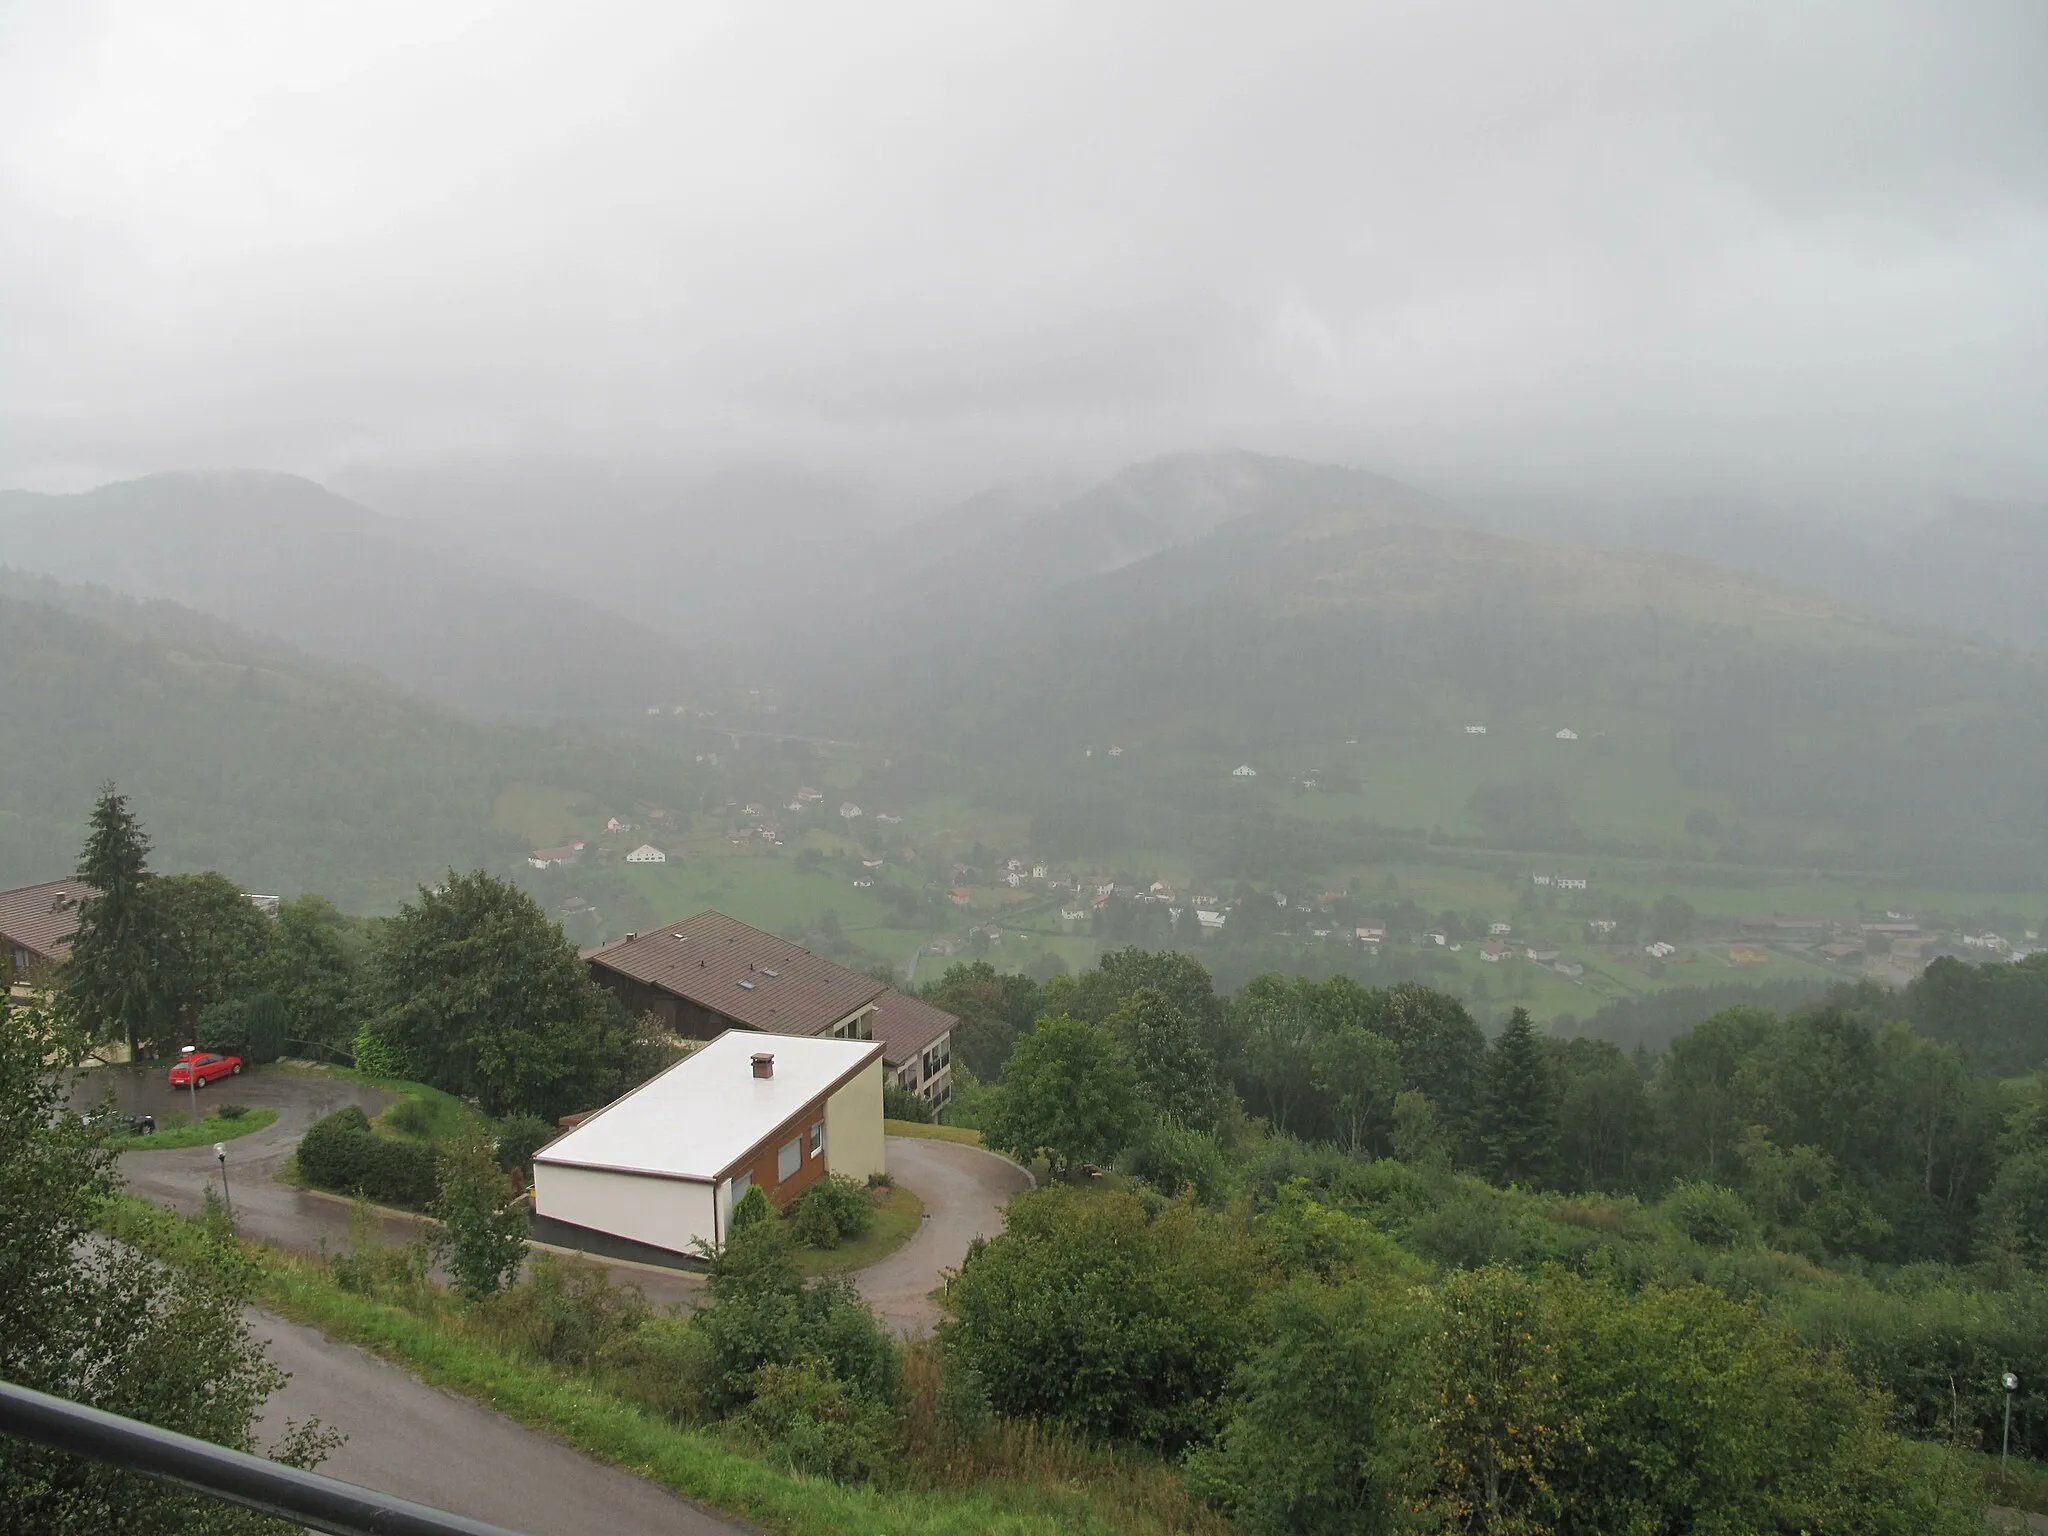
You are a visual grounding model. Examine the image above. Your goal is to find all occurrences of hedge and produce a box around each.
[296,1105,439,1208]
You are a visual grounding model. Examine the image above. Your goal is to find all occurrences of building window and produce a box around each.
[731,1171,751,1202]
[778,1138,801,1181]
[810,1120,825,1159]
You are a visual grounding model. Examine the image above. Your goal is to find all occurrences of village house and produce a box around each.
[528,841,585,869]
[606,817,633,833]
[583,911,956,1114]
[1556,876,1589,891]
[1196,909,1227,930]
[1555,961,1584,978]
[1424,930,1447,946]
[1032,864,1048,880]
[839,802,863,819]
[1526,947,1561,963]
[949,887,971,906]
[1556,728,1579,740]
[875,812,903,825]
[1533,874,1553,886]
[1465,724,1487,734]
[1646,941,1677,959]
[1356,923,1387,943]
[624,844,667,864]
[1060,908,1086,923]
[1481,940,1508,962]
[1588,919,1618,935]
[1232,764,1257,777]
[1489,922,1513,936]
[796,787,824,803]
[1,879,92,990]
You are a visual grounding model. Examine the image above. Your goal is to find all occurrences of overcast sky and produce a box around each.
[3,1,2044,504]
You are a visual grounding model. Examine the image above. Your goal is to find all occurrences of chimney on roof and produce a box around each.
[625,932,637,942]
[751,1052,775,1080]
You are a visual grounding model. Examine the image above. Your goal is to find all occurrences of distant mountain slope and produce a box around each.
[836,499,2048,887]
[0,578,697,908]
[0,471,714,721]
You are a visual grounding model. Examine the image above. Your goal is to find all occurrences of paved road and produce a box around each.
[859,1136,1035,1334]
[252,1308,746,1535]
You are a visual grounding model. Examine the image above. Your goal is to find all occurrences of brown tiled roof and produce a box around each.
[585,910,955,1067]
[0,878,94,962]
[867,988,958,1065]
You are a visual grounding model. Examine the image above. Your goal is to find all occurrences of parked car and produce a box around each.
[82,1109,156,1137]
[167,1052,242,1088]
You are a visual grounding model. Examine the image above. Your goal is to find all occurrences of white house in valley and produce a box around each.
[624,844,667,864]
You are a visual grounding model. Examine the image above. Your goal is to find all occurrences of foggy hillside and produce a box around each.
[0,472,718,721]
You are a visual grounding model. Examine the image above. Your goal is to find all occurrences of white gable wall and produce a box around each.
[532,1161,717,1254]
[824,1058,886,1181]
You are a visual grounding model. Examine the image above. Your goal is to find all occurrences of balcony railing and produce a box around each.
[0,1378,528,1536]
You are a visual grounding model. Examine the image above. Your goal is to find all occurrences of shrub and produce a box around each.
[792,1175,875,1249]
[349,1027,420,1082]
[744,1358,898,1483]
[494,1112,557,1178]
[1122,1117,1231,1204]
[791,1195,842,1249]
[295,1105,439,1208]
[601,1315,715,1423]
[382,1096,435,1139]
[883,1084,933,1122]
[1663,1180,1758,1250]
[478,1254,648,1367]
[730,1184,774,1236]
[944,1187,1271,1449]
[217,1103,249,1121]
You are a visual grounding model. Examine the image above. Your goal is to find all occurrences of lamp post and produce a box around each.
[214,1143,233,1227]
[2003,1371,2019,1482]
[179,1044,199,1125]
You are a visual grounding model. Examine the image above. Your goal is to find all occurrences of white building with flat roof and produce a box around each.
[532,1031,885,1258]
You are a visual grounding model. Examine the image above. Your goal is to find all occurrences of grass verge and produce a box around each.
[104,1196,1220,1536]
[794,1183,924,1277]
[110,1106,279,1151]
[885,1119,982,1146]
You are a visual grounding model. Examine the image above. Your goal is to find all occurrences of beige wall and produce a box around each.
[532,1161,717,1254]
[824,1058,886,1181]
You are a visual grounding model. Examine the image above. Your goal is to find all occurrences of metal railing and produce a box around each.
[0,1379,528,1536]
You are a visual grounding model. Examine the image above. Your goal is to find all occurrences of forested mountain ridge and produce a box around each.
[0,578,697,907]
[0,470,714,721]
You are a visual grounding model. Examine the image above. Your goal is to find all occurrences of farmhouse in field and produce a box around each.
[0,878,92,988]
[624,844,667,864]
[528,841,585,869]
[1232,764,1258,777]
[584,910,955,1112]
[1556,728,1579,740]
[532,1031,885,1259]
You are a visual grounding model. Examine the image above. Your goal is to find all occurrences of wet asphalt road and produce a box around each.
[253,1308,747,1535]
[860,1136,1034,1334]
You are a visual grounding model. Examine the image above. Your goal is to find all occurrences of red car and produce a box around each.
[167,1052,243,1088]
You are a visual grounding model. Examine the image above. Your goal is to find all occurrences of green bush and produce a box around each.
[600,1315,715,1423]
[729,1184,773,1236]
[790,1175,875,1250]
[295,1104,438,1208]
[1122,1117,1231,1204]
[477,1254,647,1367]
[217,1103,249,1121]
[349,1026,420,1082]
[743,1358,897,1483]
[883,1084,932,1122]
[1663,1180,1758,1250]
[382,1096,435,1139]
[494,1113,557,1178]
[791,1194,842,1249]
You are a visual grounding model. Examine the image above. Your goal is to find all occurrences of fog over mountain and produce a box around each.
[3,2,2044,517]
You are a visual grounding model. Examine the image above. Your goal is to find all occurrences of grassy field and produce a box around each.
[618,857,905,935]
[108,1105,278,1151]
[491,781,598,848]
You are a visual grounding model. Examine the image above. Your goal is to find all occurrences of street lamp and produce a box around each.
[2003,1371,2019,1481]
[214,1143,233,1227]
[179,1044,199,1125]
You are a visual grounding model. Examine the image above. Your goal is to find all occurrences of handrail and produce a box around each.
[0,1379,529,1536]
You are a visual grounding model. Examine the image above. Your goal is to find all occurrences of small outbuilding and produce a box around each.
[532,1031,885,1258]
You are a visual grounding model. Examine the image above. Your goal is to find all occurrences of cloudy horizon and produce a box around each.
[3,1,2044,510]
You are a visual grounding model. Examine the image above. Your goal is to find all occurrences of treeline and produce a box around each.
[57,787,666,1121]
[921,946,2048,1474]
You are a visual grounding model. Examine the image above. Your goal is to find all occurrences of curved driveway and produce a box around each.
[860,1136,1034,1334]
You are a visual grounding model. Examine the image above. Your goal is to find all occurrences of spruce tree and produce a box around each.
[1477,1007,1559,1187]
[66,783,171,1060]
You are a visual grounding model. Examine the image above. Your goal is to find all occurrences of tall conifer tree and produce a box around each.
[1477,1007,1559,1187]
[66,783,170,1059]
